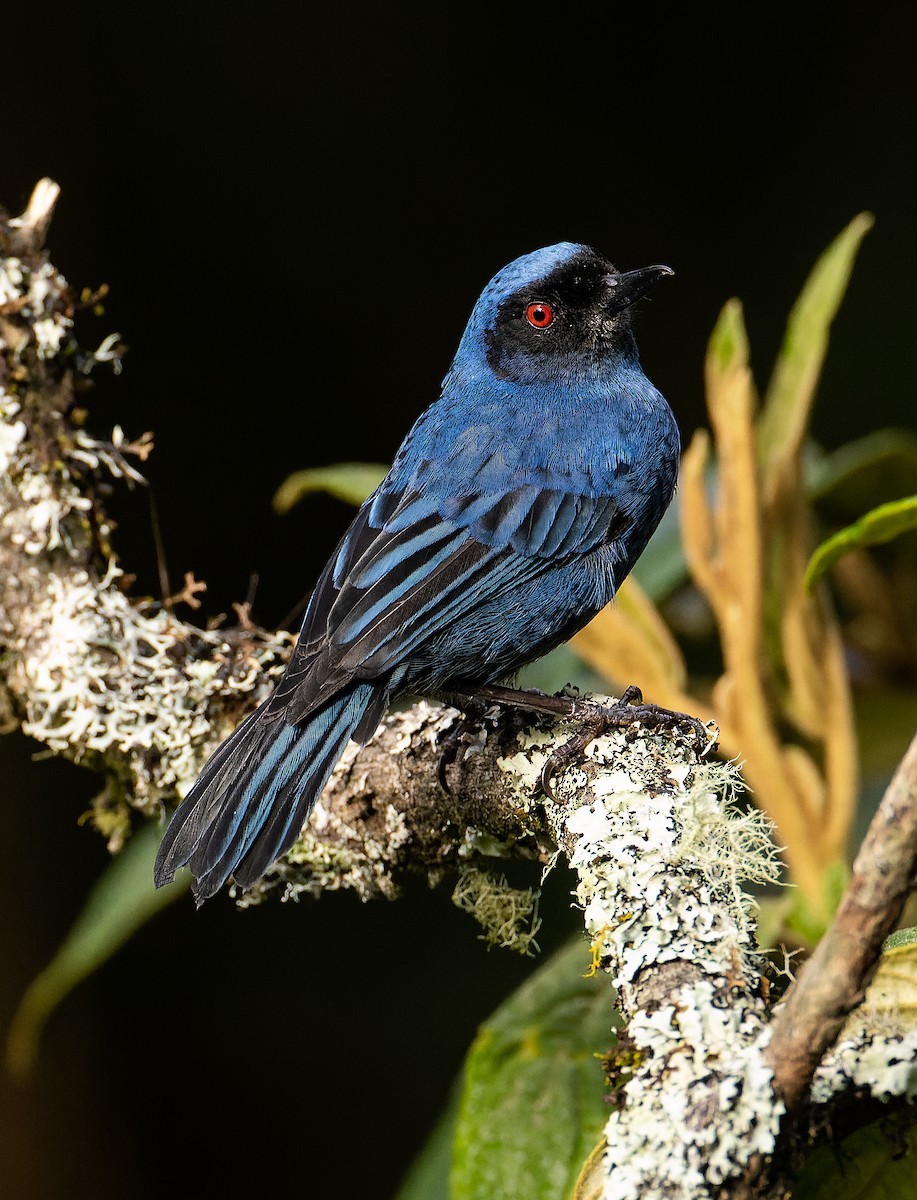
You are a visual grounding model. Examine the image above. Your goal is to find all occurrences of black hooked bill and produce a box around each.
[603,264,673,316]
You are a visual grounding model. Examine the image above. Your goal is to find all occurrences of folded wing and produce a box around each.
[270,474,625,724]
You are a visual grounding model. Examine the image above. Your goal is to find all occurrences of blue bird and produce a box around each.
[154,243,680,903]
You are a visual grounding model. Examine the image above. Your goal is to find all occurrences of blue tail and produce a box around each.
[153,682,380,903]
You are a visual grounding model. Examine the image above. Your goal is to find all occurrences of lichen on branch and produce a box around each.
[3,183,916,1200]
[0,181,293,848]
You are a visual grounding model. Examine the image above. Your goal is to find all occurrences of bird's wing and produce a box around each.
[268,477,625,723]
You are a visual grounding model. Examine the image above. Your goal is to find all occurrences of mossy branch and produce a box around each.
[2,184,914,1200]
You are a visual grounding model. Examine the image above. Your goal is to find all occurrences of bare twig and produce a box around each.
[766,730,917,1110]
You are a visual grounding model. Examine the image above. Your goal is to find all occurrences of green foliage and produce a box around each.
[756,860,853,949]
[865,933,917,1023]
[449,937,614,1200]
[784,859,852,944]
[805,495,917,592]
[808,428,917,519]
[272,461,389,513]
[13,215,915,1196]
[394,938,616,1200]
[6,821,188,1079]
[884,926,917,952]
[793,1112,917,1200]
[389,215,917,1191]
[394,1085,461,1200]
[757,212,874,474]
[710,296,750,374]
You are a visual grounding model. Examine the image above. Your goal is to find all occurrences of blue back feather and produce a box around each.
[154,242,680,901]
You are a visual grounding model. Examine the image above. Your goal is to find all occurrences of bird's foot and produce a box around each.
[536,685,714,800]
[444,682,714,801]
[435,698,490,794]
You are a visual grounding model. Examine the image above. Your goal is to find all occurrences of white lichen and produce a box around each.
[0,257,73,360]
[498,712,785,1198]
[4,186,911,1197]
[6,468,92,554]
[458,826,514,859]
[33,315,67,358]
[604,994,781,1198]
[810,1027,917,1105]
[92,332,124,372]
[8,561,291,811]
[1,215,294,838]
[0,257,25,303]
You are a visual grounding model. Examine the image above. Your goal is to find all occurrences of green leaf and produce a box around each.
[758,213,874,475]
[6,821,189,1079]
[853,686,917,778]
[808,427,917,520]
[709,295,752,375]
[793,1110,917,1199]
[784,859,850,945]
[392,1083,461,1200]
[272,461,389,514]
[571,1137,607,1200]
[804,494,917,592]
[450,937,616,1200]
[884,926,917,952]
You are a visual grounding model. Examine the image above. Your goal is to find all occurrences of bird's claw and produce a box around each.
[536,710,615,802]
[535,686,716,801]
[436,742,456,795]
[435,700,489,795]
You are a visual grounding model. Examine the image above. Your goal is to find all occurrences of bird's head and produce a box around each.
[460,242,672,385]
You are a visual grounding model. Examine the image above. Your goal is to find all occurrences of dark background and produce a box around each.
[2,7,916,1198]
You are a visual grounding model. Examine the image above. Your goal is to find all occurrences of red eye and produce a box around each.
[526,302,554,328]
